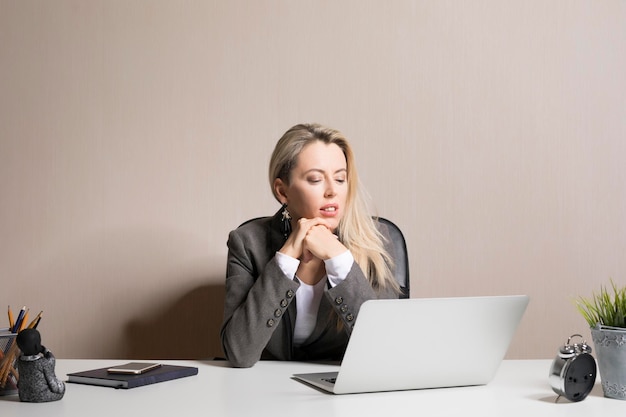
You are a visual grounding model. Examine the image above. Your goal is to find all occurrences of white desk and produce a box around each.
[0,360,622,416]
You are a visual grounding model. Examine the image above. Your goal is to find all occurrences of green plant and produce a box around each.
[576,280,626,328]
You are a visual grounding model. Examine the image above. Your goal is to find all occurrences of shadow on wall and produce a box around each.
[124,282,226,360]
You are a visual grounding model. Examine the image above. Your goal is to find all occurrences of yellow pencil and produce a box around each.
[28,311,43,329]
[0,343,18,387]
[17,309,29,332]
[7,306,14,331]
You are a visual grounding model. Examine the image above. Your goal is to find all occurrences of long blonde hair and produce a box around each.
[269,123,399,293]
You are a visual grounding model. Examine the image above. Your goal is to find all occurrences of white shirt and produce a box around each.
[275,250,354,346]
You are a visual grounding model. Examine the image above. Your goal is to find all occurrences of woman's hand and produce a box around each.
[301,223,346,262]
[279,217,347,262]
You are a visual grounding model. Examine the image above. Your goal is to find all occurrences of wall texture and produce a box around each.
[1,0,625,359]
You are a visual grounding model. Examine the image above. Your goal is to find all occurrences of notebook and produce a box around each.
[293,295,529,394]
[67,363,198,389]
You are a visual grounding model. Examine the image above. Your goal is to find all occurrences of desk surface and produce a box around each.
[0,359,621,416]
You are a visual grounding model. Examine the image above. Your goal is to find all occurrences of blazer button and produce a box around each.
[334,296,343,305]
[266,319,275,327]
[340,304,349,313]
[280,299,288,308]
[346,314,354,322]
[274,309,282,318]
[286,290,295,299]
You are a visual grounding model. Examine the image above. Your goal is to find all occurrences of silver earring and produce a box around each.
[280,204,291,239]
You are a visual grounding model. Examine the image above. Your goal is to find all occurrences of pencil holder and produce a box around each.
[0,332,19,396]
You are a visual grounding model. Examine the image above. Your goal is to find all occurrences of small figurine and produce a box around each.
[15,328,65,402]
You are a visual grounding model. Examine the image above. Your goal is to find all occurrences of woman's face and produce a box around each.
[276,141,348,231]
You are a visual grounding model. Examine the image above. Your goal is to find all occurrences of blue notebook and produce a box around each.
[67,363,198,389]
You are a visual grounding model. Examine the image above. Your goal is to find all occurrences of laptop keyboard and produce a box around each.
[322,377,337,384]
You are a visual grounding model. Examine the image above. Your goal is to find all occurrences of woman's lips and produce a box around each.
[320,205,339,217]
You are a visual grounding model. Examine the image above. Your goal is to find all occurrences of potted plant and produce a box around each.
[576,280,626,400]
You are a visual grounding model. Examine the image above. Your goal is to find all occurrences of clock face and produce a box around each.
[563,354,597,402]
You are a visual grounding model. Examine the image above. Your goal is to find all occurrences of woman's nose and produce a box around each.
[324,182,336,197]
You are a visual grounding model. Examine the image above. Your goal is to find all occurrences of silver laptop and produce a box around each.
[293,295,529,394]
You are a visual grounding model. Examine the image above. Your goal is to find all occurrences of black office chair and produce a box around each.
[237,216,410,299]
[375,217,410,299]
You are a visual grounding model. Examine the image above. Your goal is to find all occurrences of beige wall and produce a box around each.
[1,1,625,360]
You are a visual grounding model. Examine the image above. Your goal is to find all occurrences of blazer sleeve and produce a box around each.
[324,224,401,334]
[220,228,300,368]
[325,263,397,334]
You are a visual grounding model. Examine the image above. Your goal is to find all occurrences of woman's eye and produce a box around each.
[335,178,346,184]
[308,177,322,184]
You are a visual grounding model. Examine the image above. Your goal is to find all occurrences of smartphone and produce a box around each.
[107,362,162,375]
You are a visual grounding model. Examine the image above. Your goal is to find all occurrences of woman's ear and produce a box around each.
[273,178,288,205]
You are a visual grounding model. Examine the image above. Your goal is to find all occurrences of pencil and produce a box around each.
[0,342,18,387]
[7,306,14,331]
[12,306,25,333]
[18,310,30,332]
[28,311,43,329]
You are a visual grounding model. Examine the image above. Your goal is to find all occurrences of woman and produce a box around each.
[221,123,401,368]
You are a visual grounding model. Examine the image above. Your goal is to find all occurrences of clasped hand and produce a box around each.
[279,217,347,263]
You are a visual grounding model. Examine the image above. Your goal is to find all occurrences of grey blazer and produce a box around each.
[220,209,400,368]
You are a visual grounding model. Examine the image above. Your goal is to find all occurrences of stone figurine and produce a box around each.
[15,328,65,402]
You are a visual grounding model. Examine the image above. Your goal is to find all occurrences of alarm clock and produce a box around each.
[549,334,597,402]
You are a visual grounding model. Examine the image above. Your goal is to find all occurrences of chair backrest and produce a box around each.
[237,216,410,298]
[376,217,410,298]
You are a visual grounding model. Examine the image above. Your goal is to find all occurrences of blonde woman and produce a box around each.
[221,123,402,368]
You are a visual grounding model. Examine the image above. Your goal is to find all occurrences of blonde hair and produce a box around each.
[269,123,399,293]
